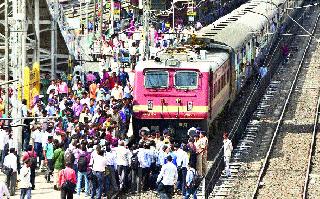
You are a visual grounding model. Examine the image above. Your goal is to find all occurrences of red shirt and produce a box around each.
[22,151,37,162]
[58,167,77,186]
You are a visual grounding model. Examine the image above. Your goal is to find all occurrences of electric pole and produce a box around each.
[172,0,175,31]
[110,0,114,35]
[86,0,89,34]
[143,0,150,59]
[100,0,104,34]
[4,0,10,116]
[100,0,104,54]
[93,0,97,35]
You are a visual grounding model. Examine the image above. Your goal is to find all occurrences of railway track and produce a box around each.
[303,86,320,199]
[252,9,320,199]
[302,30,320,199]
[210,4,320,199]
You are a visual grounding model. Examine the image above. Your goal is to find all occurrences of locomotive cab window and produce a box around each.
[144,70,169,88]
[174,71,198,89]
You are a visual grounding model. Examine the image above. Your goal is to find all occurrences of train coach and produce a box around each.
[132,0,304,139]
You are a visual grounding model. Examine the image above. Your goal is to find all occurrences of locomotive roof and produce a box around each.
[197,1,278,50]
[135,51,229,73]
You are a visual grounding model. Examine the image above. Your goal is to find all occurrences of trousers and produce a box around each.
[20,188,31,199]
[224,156,231,177]
[6,172,17,196]
[61,189,73,199]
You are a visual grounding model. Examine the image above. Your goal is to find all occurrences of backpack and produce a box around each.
[28,152,37,169]
[61,170,76,192]
[64,149,75,166]
[78,154,88,172]
[131,152,139,170]
[190,169,203,189]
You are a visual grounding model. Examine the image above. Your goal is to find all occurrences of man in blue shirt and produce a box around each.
[89,98,96,115]
[184,163,197,199]
[43,136,54,183]
[118,67,129,88]
[46,100,56,116]
[164,147,177,166]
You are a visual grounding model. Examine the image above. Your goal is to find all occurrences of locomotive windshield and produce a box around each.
[174,71,198,89]
[144,70,169,88]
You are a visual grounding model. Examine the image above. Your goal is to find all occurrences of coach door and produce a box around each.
[209,70,214,119]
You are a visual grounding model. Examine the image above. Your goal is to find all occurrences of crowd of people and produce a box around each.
[0,63,212,199]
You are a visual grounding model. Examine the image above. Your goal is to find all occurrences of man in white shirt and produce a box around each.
[104,145,119,193]
[223,132,233,178]
[123,82,133,96]
[3,148,17,196]
[111,83,123,100]
[174,144,189,195]
[32,125,42,168]
[90,147,107,199]
[21,99,28,118]
[0,128,9,167]
[80,92,90,106]
[156,155,178,198]
[7,134,16,154]
[115,141,131,190]
[46,80,57,95]
[137,143,152,191]
[0,180,10,198]
[19,159,32,198]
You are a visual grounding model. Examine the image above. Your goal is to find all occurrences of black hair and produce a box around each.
[81,143,87,150]
[27,145,33,151]
[162,145,168,151]
[9,148,15,153]
[138,142,144,148]
[167,155,173,162]
[144,143,150,149]
[100,133,106,139]
[200,131,207,137]
[65,162,73,168]
[105,145,111,152]
[22,99,27,105]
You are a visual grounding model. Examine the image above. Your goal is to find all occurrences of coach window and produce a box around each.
[214,83,217,98]
[144,70,169,88]
[237,51,241,65]
[174,71,198,89]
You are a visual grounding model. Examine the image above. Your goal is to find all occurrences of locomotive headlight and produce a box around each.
[147,100,153,110]
[187,101,193,111]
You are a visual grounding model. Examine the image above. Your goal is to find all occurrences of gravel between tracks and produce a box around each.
[308,127,320,199]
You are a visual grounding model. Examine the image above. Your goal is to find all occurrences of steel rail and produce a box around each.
[302,80,320,198]
[251,11,320,199]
